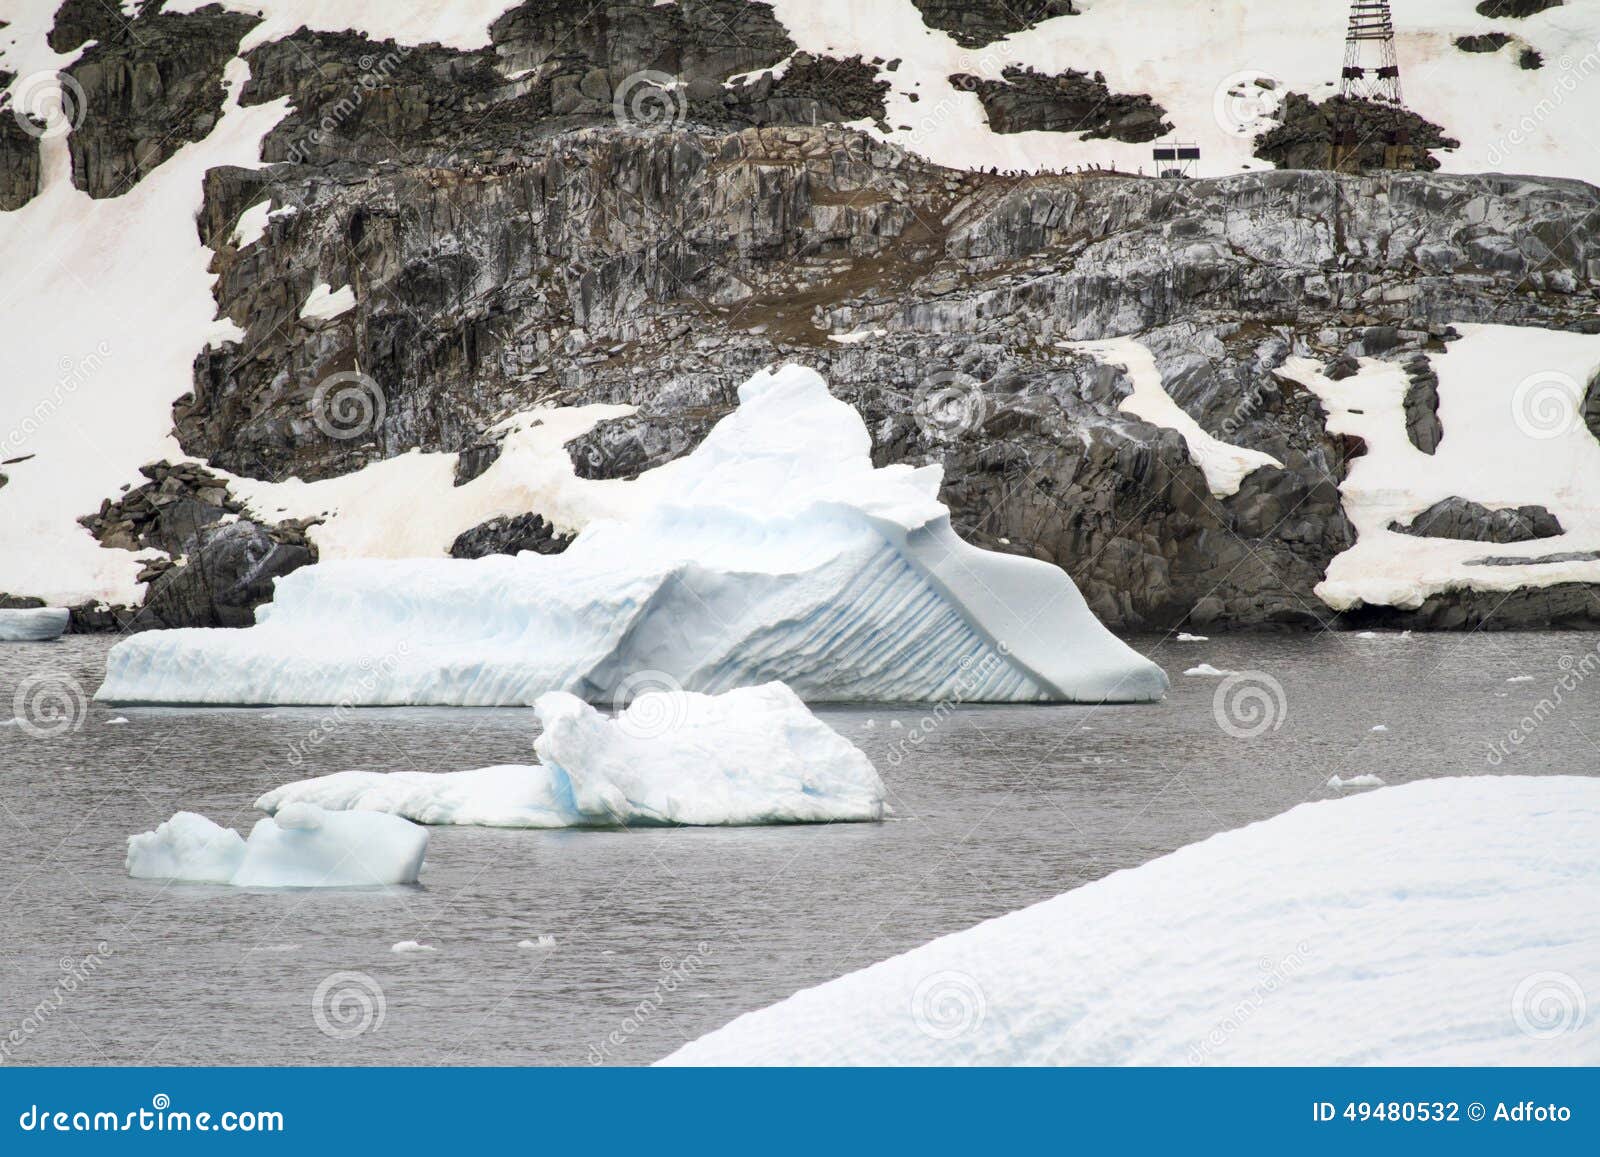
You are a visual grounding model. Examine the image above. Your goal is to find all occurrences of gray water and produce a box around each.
[2,630,1595,1066]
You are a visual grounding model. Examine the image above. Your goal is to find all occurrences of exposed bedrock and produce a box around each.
[1388,497,1564,544]
[169,114,1600,629]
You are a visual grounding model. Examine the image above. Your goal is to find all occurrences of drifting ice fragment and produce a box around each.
[97,367,1166,706]
[1183,663,1233,677]
[127,804,427,887]
[1327,774,1385,790]
[1175,632,1208,642]
[257,682,888,827]
[391,940,436,953]
[0,607,70,642]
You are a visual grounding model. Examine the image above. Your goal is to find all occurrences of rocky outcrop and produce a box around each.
[1403,353,1444,454]
[907,0,1078,48]
[1389,497,1564,544]
[1455,33,1513,53]
[0,67,41,210]
[951,66,1168,142]
[1476,0,1563,17]
[50,0,260,198]
[450,513,574,559]
[1255,94,1460,172]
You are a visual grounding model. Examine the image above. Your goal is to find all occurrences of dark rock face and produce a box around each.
[0,67,41,210]
[720,54,890,127]
[1476,0,1563,17]
[1255,94,1460,172]
[134,521,312,629]
[1455,33,1513,52]
[76,461,317,628]
[51,1,260,198]
[951,66,1169,143]
[450,513,574,559]
[1389,497,1564,544]
[907,0,1078,48]
[1403,354,1443,454]
[1467,550,1600,566]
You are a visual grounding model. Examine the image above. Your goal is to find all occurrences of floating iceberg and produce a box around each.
[127,804,427,887]
[97,367,1166,706]
[0,607,70,642]
[258,682,887,827]
[661,776,1600,1065]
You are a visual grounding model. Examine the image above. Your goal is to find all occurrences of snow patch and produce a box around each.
[298,282,355,322]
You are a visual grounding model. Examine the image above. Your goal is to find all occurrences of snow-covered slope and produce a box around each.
[662,775,1600,1065]
[1279,323,1600,611]
[98,367,1167,705]
[257,681,888,826]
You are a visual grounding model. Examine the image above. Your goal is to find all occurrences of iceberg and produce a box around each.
[257,681,888,827]
[660,776,1600,1065]
[0,607,70,642]
[127,803,427,887]
[96,367,1166,706]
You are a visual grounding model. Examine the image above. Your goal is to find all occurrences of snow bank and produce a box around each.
[1069,338,1281,498]
[661,776,1600,1065]
[127,804,427,887]
[0,607,70,641]
[99,367,1167,706]
[1280,324,1600,611]
[257,682,888,827]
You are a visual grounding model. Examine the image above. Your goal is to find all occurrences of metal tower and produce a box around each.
[1340,1,1403,104]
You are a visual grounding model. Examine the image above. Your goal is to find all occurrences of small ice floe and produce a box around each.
[0,607,70,642]
[889,720,904,729]
[1370,725,1389,733]
[518,935,558,950]
[105,717,130,725]
[1399,630,1413,639]
[1327,774,1385,790]
[391,940,436,953]
[127,805,427,887]
[1506,675,1535,684]
[862,718,877,730]
[1175,632,1209,642]
[1355,631,1379,639]
[1183,663,1233,677]
[601,949,616,956]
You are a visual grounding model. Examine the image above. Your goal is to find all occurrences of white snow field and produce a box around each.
[661,776,1600,1065]
[1279,324,1600,611]
[97,367,1168,706]
[127,803,427,887]
[0,607,70,641]
[257,682,888,827]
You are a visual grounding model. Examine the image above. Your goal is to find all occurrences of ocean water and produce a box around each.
[1,629,1594,1065]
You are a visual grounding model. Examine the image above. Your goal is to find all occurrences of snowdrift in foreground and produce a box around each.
[0,608,69,642]
[662,776,1600,1065]
[127,804,427,887]
[257,682,887,827]
[98,367,1166,706]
